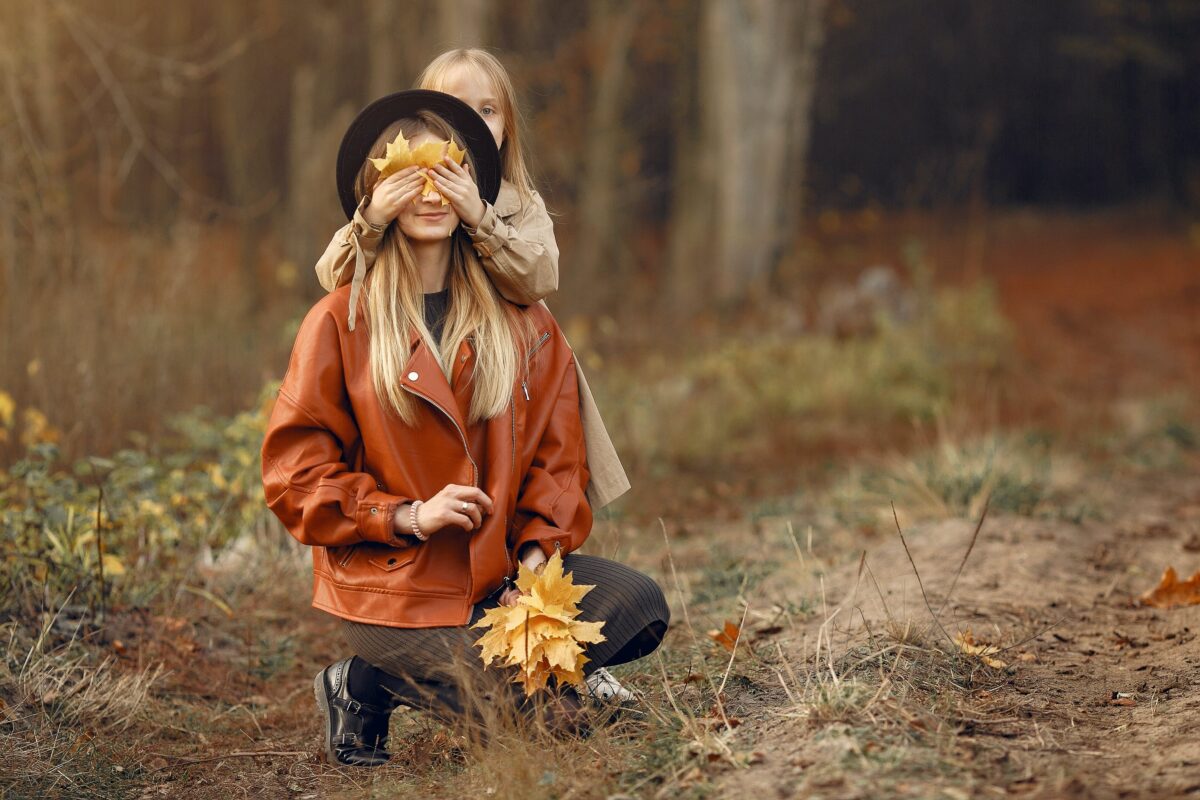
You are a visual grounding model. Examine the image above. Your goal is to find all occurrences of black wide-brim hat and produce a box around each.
[336,89,502,220]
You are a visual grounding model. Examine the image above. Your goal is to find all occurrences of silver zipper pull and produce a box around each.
[522,381,529,401]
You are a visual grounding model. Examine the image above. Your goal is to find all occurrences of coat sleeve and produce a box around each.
[467,190,560,306]
[509,349,592,563]
[314,197,387,293]
[261,307,411,548]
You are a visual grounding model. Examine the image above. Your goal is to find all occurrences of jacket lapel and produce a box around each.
[400,334,469,435]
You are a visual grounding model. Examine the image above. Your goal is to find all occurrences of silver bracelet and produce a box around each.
[409,500,427,541]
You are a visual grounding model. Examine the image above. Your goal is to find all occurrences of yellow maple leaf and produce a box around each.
[368,132,412,180]
[568,619,606,644]
[410,139,446,169]
[369,133,468,208]
[472,551,606,695]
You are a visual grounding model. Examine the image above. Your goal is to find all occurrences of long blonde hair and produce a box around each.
[417,49,537,204]
[353,112,535,425]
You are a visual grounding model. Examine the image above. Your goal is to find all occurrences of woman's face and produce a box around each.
[395,132,462,242]
[438,65,505,150]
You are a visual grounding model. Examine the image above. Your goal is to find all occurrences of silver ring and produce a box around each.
[460,501,469,512]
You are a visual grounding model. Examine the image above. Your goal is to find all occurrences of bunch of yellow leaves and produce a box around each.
[473,551,606,696]
[369,131,466,206]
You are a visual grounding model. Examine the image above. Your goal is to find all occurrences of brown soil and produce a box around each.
[716,469,1200,799]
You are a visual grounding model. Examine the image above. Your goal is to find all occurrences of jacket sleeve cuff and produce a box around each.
[467,202,505,259]
[510,518,576,565]
[346,196,387,243]
[354,493,410,545]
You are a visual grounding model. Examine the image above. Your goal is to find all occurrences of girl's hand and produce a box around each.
[364,167,424,228]
[498,586,522,607]
[416,484,494,534]
[430,157,486,229]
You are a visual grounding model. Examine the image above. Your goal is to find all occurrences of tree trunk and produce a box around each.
[436,0,491,51]
[367,0,491,98]
[570,1,639,311]
[666,0,826,312]
[285,7,353,269]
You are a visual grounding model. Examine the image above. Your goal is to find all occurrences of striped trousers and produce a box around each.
[341,554,670,724]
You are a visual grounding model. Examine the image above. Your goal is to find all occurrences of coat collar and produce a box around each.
[399,333,476,434]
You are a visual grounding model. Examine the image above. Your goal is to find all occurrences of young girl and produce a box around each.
[264,93,669,767]
[314,49,629,517]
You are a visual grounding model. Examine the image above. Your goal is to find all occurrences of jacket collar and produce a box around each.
[400,333,476,433]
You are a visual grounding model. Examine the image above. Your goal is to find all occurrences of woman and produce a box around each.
[260,91,669,767]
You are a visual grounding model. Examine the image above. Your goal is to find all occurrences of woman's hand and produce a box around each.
[363,167,425,228]
[497,545,551,606]
[430,156,486,229]
[416,484,494,535]
[498,586,522,607]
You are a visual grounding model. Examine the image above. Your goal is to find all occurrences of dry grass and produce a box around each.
[0,418,1187,798]
[0,615,164,799]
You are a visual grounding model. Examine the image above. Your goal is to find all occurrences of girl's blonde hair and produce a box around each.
[353,111,535,425]
[417,49,536,203]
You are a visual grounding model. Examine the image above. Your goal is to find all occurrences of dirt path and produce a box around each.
[715,472,1200,798]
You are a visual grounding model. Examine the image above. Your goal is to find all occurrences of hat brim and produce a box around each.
[336,89,502,220]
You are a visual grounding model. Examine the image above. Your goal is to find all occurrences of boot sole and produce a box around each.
[313,668,337,765]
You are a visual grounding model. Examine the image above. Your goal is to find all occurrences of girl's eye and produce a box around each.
[481,106,495,116]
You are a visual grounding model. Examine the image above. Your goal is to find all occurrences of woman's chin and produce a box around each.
[401,226,457,243]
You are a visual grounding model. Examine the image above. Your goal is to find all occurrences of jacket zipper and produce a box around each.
[401,376,485,608]
[503,331,551,585]
[338,547,356,567]
[520,331,552,401]
[506,400,517,580]
[403,384,479,487]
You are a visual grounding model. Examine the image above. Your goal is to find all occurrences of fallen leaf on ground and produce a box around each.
[954,630,1006,669]
[707,621,743,653]
[1139,566,1200,609]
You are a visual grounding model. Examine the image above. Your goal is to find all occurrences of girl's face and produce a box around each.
[438,65,505,150]
[395,132,461,242]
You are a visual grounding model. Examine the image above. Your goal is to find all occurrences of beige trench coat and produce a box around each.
[313,180,629,510]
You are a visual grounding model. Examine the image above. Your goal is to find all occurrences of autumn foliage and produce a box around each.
[472,552,606,696]
[369,131,466,205]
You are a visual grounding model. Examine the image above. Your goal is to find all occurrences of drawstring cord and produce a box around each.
[346,226,368,332]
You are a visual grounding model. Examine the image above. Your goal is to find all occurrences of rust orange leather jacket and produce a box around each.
[261,285,591,628]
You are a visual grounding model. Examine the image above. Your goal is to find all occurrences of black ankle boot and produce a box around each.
[313,658,393,767]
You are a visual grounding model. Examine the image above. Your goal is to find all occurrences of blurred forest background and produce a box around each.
[5,3,1200,796]
[1,0,1199,467]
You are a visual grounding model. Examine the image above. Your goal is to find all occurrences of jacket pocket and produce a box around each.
[327,544,357,568]
[367,547,418,572]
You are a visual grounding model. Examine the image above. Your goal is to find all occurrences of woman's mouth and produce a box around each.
[417,212,448,222]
